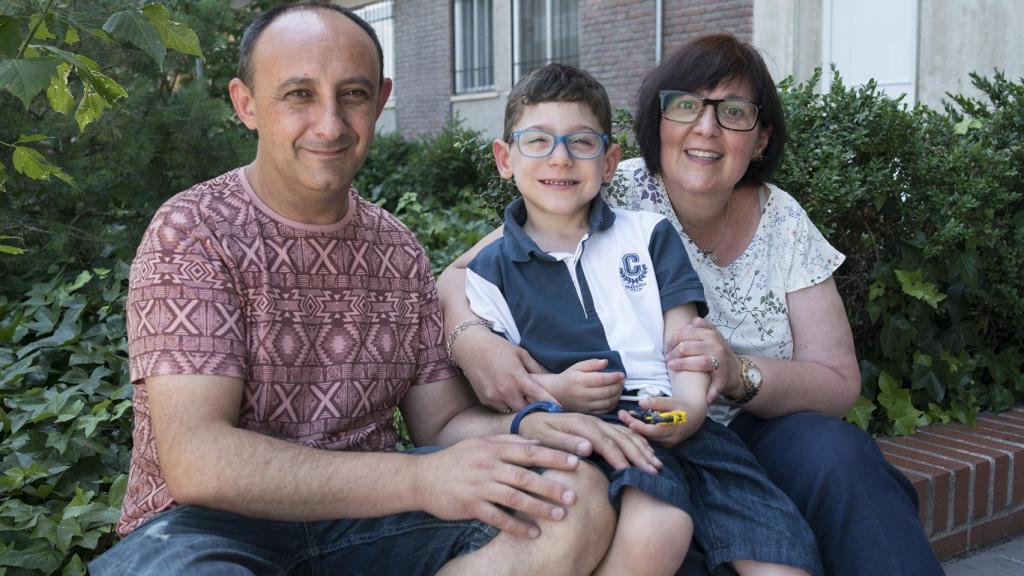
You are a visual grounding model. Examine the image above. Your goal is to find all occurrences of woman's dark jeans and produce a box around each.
[678,411,943,576]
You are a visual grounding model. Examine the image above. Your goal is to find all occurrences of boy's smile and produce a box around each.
[493,101,620,238]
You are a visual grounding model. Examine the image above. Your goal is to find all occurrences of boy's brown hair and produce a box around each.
[502,63,613,141]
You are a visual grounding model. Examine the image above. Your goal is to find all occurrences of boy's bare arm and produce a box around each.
[619,303,709,447]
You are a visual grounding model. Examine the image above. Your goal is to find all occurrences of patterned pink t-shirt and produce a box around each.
[118,168,456,536]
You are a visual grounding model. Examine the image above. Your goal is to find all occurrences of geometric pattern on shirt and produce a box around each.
[118,168,455,537]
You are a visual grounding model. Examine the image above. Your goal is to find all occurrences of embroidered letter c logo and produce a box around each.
[622,253,642,275]
[619,253,648,293]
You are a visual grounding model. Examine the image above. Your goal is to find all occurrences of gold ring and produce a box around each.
[707,353,721,370]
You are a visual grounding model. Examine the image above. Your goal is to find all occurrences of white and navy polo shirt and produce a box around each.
[466,196,707,398]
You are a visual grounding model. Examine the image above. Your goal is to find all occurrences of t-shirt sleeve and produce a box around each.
[649,218,708,316]
[126,199,247,384]
[784,200,846,293]
[413,249,460,387]
[465,247,519,344]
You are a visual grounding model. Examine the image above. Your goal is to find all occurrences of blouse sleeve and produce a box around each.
[784,197,846,293]
[605,158,640,209]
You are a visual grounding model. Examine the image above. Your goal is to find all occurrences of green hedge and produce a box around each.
[777,70,1023,434]
[2,70,1022,573]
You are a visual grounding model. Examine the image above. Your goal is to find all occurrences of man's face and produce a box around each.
[233,10,392,199]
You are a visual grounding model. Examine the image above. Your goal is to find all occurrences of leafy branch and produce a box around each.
[0,2,203,207]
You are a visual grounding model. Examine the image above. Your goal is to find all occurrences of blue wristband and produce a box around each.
[510,401,563,434]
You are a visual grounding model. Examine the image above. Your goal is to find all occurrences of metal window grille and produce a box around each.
[454,0,495,93]
[513,0,579,79]
[355,1,395,100]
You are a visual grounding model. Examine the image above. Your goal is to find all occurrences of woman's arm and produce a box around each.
[748,277,859,417]
[436,226,556,411]
[668,277,860,419]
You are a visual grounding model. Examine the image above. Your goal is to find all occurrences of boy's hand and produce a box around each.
[618,396,699,448]
[535,359,624,413]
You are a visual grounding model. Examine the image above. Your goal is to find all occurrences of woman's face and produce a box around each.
[658,77,771,200]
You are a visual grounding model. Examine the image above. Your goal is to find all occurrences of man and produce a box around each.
[89,3,658,574]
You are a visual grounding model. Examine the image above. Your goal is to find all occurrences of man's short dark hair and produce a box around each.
[237,1,384,88]
[502,63,613,141]
[634,33,786,185]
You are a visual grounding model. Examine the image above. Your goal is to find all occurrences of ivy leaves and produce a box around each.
[1,266,133,575]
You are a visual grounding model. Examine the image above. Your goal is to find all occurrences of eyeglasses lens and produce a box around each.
[662,93,758,131]
[515,130,605,159]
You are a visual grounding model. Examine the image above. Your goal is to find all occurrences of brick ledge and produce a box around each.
[878,407,1024,560]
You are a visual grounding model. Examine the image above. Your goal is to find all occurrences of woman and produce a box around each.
[437,34,942,575]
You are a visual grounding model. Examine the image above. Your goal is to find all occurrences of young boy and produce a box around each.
[465,64,821,576]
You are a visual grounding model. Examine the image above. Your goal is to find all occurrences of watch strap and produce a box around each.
[510,401,563,434]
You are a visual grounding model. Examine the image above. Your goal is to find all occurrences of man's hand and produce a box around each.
[618,396,699,448]
[534,359,624,413]
[517,412,662,474]
[452,329,557,412]
[413,435,583,539]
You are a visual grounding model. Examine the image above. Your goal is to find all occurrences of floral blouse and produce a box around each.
[605,158,845,425]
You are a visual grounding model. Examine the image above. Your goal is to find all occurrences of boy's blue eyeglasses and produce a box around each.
[510,129,610,160]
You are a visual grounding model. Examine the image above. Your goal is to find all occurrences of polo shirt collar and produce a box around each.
[502,195,616,263]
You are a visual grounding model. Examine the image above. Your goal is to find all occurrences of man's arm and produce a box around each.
[402,374,663,475]
[146,373,580,538]
[147,374,423,520]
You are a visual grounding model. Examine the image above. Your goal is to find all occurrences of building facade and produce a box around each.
[340,0,1024,139]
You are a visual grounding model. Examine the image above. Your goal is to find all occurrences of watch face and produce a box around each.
[745,363,762,386]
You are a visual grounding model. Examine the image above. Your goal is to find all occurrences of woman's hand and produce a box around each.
[451,327,557,412]
[666,316,741,404]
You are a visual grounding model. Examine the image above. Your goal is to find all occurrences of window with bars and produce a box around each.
[513,0,579,79]
[355,1,395,101]
[454,0,494,94]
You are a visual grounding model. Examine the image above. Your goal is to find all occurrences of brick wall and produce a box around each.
[394,0,451,136]
[579,0,755,112]
[579,0,657,111]
[662,0,753,54]
[879,408,1024,559]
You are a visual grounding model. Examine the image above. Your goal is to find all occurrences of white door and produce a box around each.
[822,0,918,104]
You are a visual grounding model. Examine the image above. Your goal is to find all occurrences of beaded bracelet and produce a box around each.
[445,319,493,365]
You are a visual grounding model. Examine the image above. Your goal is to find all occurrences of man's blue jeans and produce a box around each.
[89,504,497,575]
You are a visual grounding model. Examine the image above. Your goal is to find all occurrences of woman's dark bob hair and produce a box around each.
[634,33,786,186]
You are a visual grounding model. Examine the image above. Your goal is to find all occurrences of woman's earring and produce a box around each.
[753,152,765,162]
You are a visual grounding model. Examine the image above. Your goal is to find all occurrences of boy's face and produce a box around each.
[494,101,620,222]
